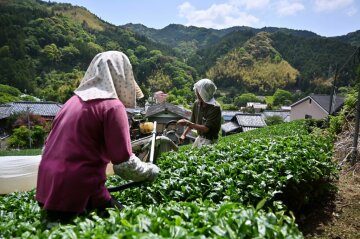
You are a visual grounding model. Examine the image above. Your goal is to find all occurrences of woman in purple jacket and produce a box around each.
[36,51,159,222]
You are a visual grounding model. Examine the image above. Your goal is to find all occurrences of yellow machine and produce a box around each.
[139,122,154,134]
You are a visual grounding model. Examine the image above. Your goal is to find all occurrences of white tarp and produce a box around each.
[0,155,41,195]
[0,155,114,195]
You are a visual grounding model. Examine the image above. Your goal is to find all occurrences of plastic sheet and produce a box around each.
[0,155,41,195]
[0,155,115,195]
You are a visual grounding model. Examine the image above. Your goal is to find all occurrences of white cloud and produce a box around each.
[178,2,195,17]
[230,0,270,9]
[276,0,305,16]
[178,2,259,29]
[314,0,353,12]
[347,6,357,16]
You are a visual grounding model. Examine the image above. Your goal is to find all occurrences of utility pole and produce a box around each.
[27,106,32,148]
[351,64,360,163]
[328,66,338,117]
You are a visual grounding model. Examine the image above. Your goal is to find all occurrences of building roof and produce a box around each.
[221,113,267,134]
[222,110,242,121]
[246,102,267,109]
[221,121,240,133]
[290,94,345,114]
[234,113,267,128]
[126,107,144,115]
[0,101,63,119]
[145,102,191,119]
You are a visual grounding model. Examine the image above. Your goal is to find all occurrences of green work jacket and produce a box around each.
[190,100,222,140]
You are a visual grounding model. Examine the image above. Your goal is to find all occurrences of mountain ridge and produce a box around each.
[0,0,359,106]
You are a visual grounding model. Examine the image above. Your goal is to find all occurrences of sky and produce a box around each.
[49,0,360,37]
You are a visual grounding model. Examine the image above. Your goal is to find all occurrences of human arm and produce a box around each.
[104,103,159,182]
[177,119,209,133]
[113,154,159,182]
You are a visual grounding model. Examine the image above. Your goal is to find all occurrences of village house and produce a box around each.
[221,113,267,136]
[0,101,63,133]
[244,102,268,113]
[290,94,344,121]
[222,110,243,122]
[145,102,191,133]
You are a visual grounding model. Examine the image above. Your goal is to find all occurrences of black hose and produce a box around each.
[107,181,144,192]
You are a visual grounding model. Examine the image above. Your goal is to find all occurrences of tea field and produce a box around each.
[0,120,338,238]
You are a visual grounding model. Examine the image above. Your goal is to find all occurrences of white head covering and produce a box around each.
[74,51,144,108]
[193,78,217,105]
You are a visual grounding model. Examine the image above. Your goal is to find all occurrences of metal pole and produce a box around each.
[27,107,32,148]
[328,66,338,116]
[149,121,157,163]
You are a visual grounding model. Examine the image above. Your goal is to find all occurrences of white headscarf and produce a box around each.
[74,51,144,108]
[193,78,217,105]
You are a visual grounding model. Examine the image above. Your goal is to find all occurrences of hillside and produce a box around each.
[271,32,358,92]
[0,0,359,106]
[206,32,299,94]
[331,30,360,47]
[125,23,320,51]
[0,0,197,105]
[127,23,359,95]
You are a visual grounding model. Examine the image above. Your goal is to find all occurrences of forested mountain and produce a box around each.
[331,30,360,47]
[0,0,359,107]
[271,32,358,92]
[0,0,197,105]
[206,32,299,94]
[128,23,359,94]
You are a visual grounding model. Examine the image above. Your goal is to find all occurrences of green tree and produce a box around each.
[265,115,284,126]
[147,70,172,92]
[7,126,31,149]
[273,89,292,106]
[61,44,80,62]
[234,93,262,107]
[42,43,61,62]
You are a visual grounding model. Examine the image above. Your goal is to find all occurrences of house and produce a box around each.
[153,91,168,104]
[290,94,344,121]
[0,101,63,143]
[0,101,63,121]
[221,113,267,135]
[222,110,242,122]
[145,102,191,133]
[0,101,63,131]
[244,102,268,112]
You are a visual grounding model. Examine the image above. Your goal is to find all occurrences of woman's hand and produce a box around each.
[179,134,186,144]
[177,119,190,126]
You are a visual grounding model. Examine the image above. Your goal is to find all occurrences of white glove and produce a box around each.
[113,154,160,182]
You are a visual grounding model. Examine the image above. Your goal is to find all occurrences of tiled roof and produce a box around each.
[0,101,63,119]
[221,121,240,133]
[262,110,290,122]
[235,113,267,128]
[0,105,11,119]
[222,110,242,121]
[145,102,191,119]
[126,107,144,115]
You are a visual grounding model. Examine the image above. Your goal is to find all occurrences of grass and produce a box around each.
[0,148,42,156]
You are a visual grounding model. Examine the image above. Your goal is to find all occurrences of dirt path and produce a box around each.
[300,122,360,239]
[301,162,360,239]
